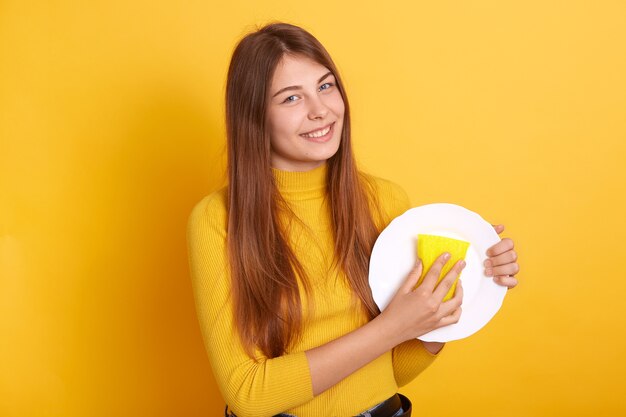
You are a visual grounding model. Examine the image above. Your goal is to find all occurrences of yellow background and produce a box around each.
[2,1,625,416]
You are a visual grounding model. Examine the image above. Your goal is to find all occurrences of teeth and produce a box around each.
[302,125,331,138]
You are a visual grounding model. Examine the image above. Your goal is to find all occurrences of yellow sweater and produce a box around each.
[187,164,438,417]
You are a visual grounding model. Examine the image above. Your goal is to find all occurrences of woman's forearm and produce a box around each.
[304,314,401,396]
[306,257,462,396]
[305,322,445,396]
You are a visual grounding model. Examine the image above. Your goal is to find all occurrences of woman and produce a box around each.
[187,22,519,417]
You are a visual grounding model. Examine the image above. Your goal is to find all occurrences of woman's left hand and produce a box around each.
[484,224,519,289]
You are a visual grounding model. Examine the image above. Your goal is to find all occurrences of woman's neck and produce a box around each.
[271,163,327,198]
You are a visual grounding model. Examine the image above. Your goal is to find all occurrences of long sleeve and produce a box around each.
[392,340,439,387]
[187,191,314,417]
[188,166,444,416]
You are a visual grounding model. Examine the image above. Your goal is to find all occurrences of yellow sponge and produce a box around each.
[416,234,470,301]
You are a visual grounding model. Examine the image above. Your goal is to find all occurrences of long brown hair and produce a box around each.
[226,22,380,358]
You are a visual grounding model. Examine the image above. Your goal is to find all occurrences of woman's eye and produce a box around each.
[283,95,298,103]
[319,82,334,91]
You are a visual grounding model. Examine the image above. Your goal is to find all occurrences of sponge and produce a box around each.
[416,234,470,301]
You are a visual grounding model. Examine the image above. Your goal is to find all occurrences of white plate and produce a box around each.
[369,203,506,342]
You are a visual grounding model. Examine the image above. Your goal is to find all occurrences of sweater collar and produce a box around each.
[272,163,327,197]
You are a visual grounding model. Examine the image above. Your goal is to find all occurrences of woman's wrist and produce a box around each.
[421,341,445,355]
[375,309,413,348]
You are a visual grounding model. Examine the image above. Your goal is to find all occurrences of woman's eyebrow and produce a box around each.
[271,71,334,98]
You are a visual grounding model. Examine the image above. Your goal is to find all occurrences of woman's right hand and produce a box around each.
[305,251,464,396]
[379,252,465,345]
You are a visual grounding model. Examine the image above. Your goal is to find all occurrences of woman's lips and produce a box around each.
[299,122,335,142]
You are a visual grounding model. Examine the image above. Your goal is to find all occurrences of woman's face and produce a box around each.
[265,54,345,171]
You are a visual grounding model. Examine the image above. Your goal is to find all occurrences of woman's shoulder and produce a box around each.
[365,175,410,204]
[187,187,229,234]
[360,172,411,227]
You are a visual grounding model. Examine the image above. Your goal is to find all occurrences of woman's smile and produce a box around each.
[300,122,335,142]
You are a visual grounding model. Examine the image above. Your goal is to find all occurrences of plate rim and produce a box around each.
[368,202,507,342]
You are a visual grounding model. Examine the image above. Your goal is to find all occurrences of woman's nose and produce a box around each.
[307,97,328,120]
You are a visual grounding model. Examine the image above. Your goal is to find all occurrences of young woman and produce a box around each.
[187,22,519,417]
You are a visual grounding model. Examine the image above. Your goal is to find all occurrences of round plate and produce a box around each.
[369,203,506,342]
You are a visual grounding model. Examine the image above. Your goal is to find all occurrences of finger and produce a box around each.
[439,306,463,327]
[489,262,520,277]
[494,275,519,289]
[433,259,465,301]
[486,237,514,257]
[437,282,464,326]
[419,252,451,292]
[484,249,518,268]
[400,259,423,293]
[440,279,464,315]
[453,278,464,303]
[492,224,505,234]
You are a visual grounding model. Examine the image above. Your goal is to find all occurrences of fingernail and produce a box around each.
[416,257,422,266]
[459,260,466,268]
[443,252,450,260]
[485,268,493,276]
[484,259,492,268]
